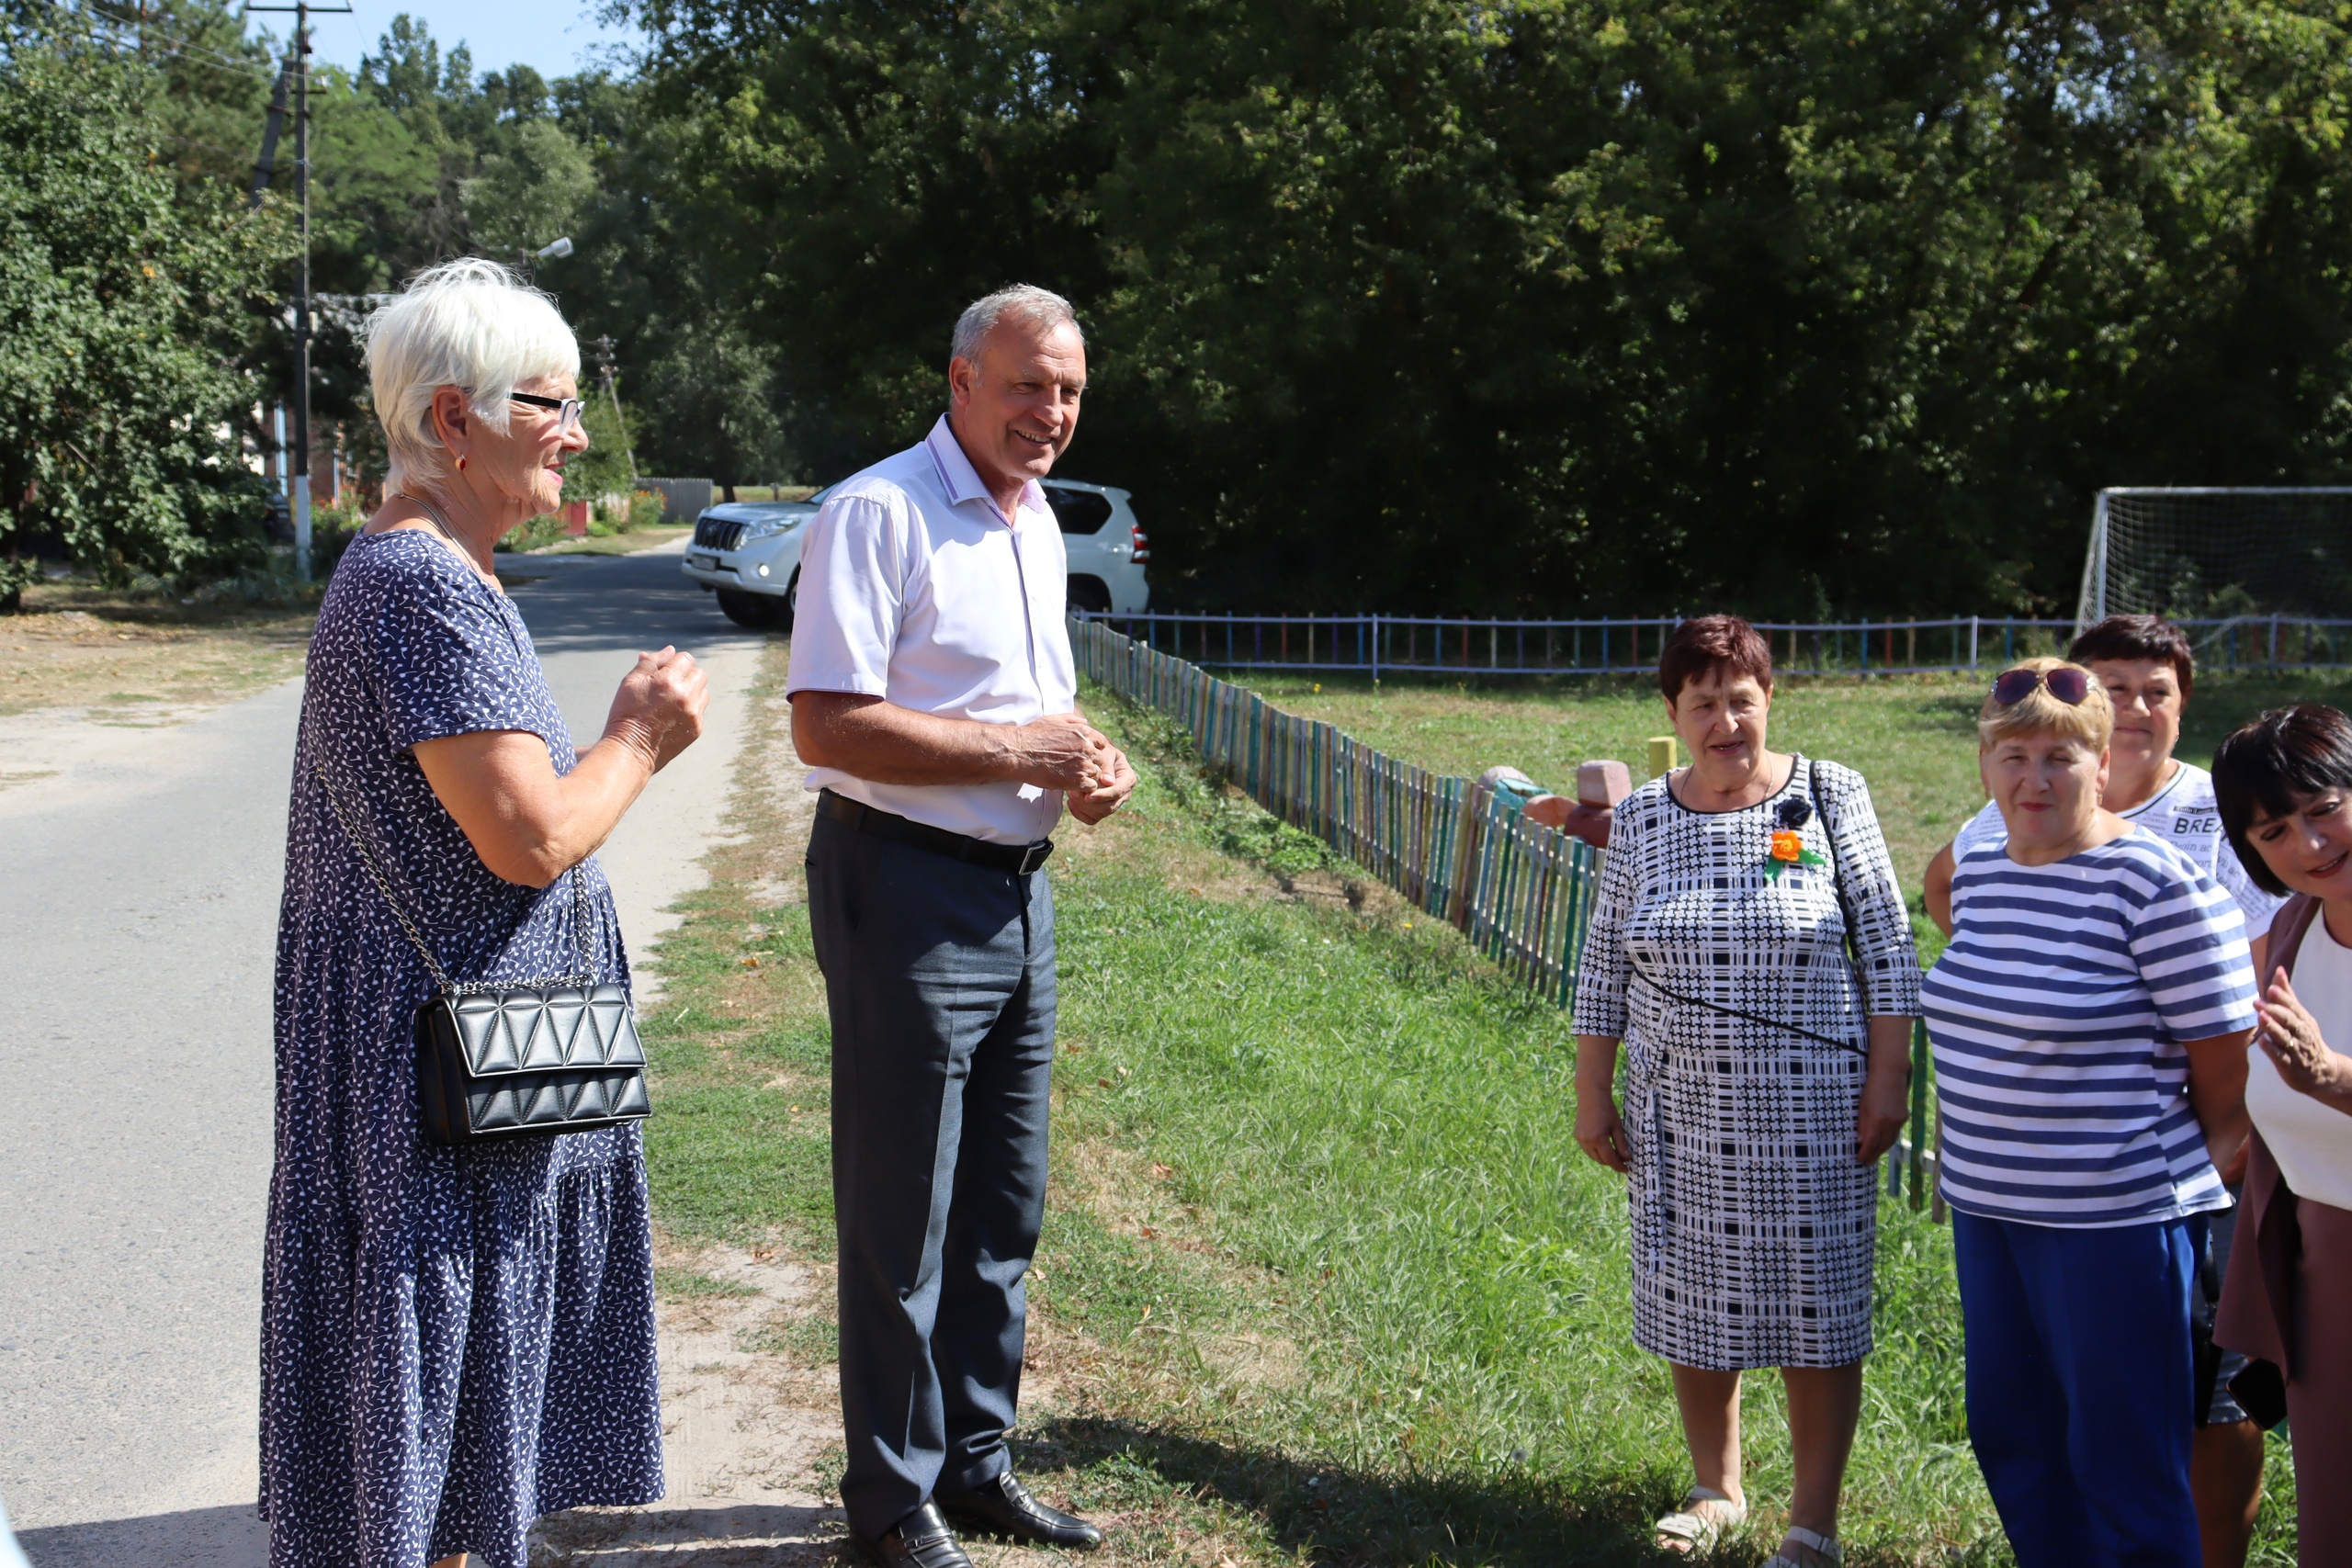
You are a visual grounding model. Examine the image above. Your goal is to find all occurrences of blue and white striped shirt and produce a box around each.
[1920,829,2256,1226]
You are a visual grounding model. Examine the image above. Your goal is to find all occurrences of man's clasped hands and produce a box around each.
[1011,711,1139,825]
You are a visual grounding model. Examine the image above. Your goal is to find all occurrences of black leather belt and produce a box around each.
[816,788,1055,875]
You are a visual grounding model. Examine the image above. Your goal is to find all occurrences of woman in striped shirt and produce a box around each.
[1920,658,2256,1568]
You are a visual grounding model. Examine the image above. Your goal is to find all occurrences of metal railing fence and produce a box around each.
[1071,615,1944,1214]
[1077,611,2352,677]
[1072,614,1604,999]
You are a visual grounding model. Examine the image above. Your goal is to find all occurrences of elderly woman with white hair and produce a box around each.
[261,259,707,1568]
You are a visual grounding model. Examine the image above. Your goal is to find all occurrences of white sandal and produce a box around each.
[1653,1484,1746,1554]
[1762,1525,1841,1567]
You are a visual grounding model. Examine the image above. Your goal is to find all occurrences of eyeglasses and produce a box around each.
[509,391,584,434]
[1991,666,2092,706]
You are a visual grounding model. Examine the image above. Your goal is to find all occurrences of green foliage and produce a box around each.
[463,118,596,257]
[135,4,801,493]
[0,17,288,604]
[628,0,2352,617]
[562,390,642,510]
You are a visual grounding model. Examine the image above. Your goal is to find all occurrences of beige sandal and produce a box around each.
[1762,1525,1840,1567]
[1654,1484,1746,1554]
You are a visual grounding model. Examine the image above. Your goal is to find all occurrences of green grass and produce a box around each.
[639,649,2308,1565]
[744,1311,842,1366]
[1222,672,1984,891]
[653,1267,762,1302]
[1023,698,2003,1565]
[526,524,694,557]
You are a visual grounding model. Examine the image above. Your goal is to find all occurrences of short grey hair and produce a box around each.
[364,256,581,492]
[951,284,1083,364]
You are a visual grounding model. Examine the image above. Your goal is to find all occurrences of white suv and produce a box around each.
[681,479,1151,629]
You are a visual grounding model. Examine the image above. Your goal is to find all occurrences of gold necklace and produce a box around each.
[397,492,497,585]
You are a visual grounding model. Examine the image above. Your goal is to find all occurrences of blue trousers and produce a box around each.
[1952,1210,2202,1568]
[807,813,1057,1540]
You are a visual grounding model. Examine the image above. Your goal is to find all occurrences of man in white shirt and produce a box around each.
[787,285,1137,1568]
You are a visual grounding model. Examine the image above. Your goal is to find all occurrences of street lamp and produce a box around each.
[515,237,573,279]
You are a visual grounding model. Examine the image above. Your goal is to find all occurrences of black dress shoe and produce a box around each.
[935,1471,1104,1550]
[853,1502,974,1568]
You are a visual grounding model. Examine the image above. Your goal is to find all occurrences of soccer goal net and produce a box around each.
[2075,488,2352,646]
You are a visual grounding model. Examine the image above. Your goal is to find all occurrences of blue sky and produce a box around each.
[253,5,646,84]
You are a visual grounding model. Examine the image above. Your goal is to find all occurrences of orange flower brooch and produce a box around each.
[1766,797,1827,881]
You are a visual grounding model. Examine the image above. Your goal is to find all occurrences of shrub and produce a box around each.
[497,513,565,553]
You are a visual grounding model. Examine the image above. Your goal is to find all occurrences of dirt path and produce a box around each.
[531,651,1101,1568]
[530,680,851,1565]
[531,1238,846,1565]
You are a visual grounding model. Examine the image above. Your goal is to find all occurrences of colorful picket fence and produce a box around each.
[1071,614,1947,1216]
[1078,609,2352,678]
[1073,614,1608,1006]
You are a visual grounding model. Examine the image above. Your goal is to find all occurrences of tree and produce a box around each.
[464,118,596,257]
[136,7,796,501]
[0,17,288,607]
[526,67,800,492]
[624,0,2352,616]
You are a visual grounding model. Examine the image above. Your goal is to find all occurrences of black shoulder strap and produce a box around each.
[1636,758,1871,1060]
[1808,759,1857,964]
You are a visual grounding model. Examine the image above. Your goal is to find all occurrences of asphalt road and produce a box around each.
[0,541,764,1565]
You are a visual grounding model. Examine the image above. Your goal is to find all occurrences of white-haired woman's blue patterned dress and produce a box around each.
[261,531,662,1568]
[1572,758,1920,1370]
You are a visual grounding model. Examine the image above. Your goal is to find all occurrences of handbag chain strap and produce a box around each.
[311,750,594,996]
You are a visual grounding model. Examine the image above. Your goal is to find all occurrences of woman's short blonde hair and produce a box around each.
[1978,657,2114,751]
[364,257,580,492]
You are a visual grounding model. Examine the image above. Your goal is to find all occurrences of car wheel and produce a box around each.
[716,587,788,630]
[1068,576,1112,615]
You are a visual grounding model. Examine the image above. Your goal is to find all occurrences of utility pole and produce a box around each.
[592,336,639,486]
[249,2,351,581]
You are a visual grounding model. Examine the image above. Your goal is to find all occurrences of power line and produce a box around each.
[79,17,282,80]
[246,0,353,582]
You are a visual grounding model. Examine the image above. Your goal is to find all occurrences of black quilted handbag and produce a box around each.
[316,758,651,1146]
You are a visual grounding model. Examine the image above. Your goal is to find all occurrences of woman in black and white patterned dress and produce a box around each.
[1572,615,1920,1568]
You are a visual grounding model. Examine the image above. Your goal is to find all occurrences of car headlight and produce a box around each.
[737,514,802,542]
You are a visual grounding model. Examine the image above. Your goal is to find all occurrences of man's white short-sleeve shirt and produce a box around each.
[786,415,1077,845]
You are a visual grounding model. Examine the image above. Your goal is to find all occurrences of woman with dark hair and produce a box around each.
[2211,703,2352,1564]
[1573,615,1919,1566]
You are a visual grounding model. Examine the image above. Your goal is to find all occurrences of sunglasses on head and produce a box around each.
[1991,666,2091,706]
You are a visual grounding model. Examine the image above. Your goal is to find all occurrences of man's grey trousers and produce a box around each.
[806,811,1057,1540]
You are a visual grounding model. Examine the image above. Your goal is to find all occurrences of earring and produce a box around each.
[456,455,468,471]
